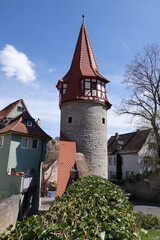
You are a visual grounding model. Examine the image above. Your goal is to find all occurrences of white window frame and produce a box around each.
[27,120,32,127]
[21,137,29,149]
[32,139,39,150]
[0,136,4,148]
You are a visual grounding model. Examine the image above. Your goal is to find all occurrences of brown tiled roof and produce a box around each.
[0,99,28,118]
[56,141,76,197]
[0,111,51,139]
[108,129,151,155]
[57,24,111,108]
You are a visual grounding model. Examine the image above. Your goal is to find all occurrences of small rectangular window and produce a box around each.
[126,171,130,177]
[21,137,28,149]
[92,82,96,89]
[27,120,32,127]
[32,139,39,150]
[0,136,4,148]
[68,117,72,123]
[85,81,90,89]
[102,118,105,124]
[17,106,24,112]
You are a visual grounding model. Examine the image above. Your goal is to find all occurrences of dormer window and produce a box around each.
[82,79,106,102]
[27,120,32,127]
[17,106,25,112]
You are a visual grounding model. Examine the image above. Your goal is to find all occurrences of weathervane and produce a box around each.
[82,14,85,24]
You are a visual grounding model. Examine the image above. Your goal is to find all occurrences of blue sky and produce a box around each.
[0,0,160,138]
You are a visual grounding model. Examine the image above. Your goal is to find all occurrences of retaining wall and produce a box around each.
[125,169,160,201]
[0,194,20,235]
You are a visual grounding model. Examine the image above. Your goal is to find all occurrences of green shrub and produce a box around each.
[135,211,160,230]
[1,176,139,240]
[124,171,151,183]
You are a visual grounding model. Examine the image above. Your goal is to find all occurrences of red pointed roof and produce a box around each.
[57,24,111,107]
[0,111,51,139]
[63,24,109,83]
[0,99,28,119]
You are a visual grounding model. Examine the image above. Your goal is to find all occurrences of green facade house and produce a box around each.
[0,99,50,219]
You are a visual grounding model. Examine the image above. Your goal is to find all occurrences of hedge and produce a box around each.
[1,175,139,239]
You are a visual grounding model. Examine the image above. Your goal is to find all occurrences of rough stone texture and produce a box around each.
[76,153,91,177]
[124,168,160,201]
[0,194,20,235]
[61,102,108,178]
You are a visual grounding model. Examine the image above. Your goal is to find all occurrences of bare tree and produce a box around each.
[119,43,160,156]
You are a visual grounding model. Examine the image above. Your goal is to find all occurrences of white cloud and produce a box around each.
[0,44,36,83]
[48,68,55,73]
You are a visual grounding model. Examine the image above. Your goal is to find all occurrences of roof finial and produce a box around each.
[82,14,85,24]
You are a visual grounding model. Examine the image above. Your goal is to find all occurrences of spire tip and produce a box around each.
[82,14,85,24]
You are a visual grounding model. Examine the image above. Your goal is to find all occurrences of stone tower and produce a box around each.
[57,22,111,178]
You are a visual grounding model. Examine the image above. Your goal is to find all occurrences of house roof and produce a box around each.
[56,141,77,197]
[57,23,111,108]
[108,129,151,155]
[0,110,51,139]
[0,99,28,119]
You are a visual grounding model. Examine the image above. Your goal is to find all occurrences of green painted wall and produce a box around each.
[8,101,26,119]
[0,134,11,178]
[7,134,46,173]
[0,134,23,199]
[0,133,47,201]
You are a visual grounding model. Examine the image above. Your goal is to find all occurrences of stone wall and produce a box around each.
[0,194,21,235]
[124,168,160,201]
[61,101,108,178]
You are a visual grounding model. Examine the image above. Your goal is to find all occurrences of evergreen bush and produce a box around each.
[1,175,139,239]
[135,211,160,230]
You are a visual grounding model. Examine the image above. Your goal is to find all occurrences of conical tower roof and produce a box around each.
[57,23,111,108]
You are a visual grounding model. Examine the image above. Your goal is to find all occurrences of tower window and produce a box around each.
[102,118,105,124]
[92,82,96,89]
[68,117,72,123]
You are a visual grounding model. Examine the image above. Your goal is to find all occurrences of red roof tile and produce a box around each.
[56,141,77,197]
[0,111,50,139]
[0,99,28,119]
[57,24,111,108]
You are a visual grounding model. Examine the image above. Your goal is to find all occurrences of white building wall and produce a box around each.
[108,153,140,179]
[122,154,139,178]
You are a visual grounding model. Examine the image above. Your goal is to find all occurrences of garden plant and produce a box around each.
[0,175,139,239]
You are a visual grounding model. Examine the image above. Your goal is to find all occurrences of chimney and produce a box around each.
[115,132,119,140]
[36,118,41,127]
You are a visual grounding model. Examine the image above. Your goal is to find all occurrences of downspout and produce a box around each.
[39,140,44,207]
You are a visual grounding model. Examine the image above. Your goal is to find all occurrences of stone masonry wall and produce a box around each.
[61,102,108,178]
[0,194,21,235]
[124,168,160,201]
